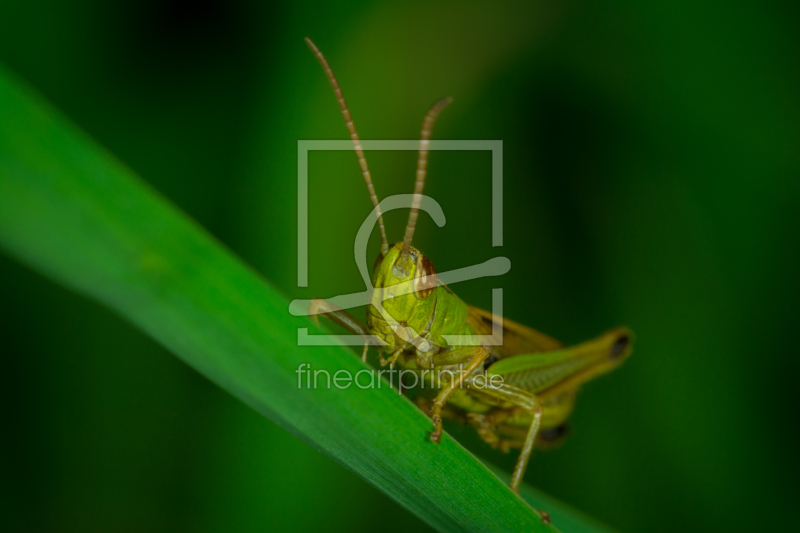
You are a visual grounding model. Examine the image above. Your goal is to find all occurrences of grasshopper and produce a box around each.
[303,38,634,509]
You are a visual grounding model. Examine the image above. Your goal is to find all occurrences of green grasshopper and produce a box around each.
[304,38,634,510]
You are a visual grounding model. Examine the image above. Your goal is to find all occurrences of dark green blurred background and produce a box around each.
[2,1,799,532]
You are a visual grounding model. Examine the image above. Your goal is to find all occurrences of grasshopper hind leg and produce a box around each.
[466,381,549,521]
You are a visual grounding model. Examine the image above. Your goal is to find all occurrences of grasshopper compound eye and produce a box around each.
[413,255,437,299]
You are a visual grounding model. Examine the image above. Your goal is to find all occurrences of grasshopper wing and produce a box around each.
[486,327,633,397]
[467,306,562,360]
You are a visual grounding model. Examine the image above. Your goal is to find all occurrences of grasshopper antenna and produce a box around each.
[305,37,390,256]
[401,97,453,260]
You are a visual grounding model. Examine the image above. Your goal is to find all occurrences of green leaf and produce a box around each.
[0,64,615,533]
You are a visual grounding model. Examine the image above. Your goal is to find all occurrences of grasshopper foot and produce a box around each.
[536,510,551,525]
[430,414,443,443]
[511,485,550,524]
[429,398,446,443]
[414,398,443,442]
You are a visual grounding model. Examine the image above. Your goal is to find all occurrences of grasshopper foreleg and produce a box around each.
[308,298,370,335]
[379,348,404,369]
[309,298,371,362]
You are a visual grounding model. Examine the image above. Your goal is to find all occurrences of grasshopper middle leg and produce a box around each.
[426,346,489,443]
[467,409,527,453]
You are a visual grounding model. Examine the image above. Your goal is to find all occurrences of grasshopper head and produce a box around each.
[366,243,437,350]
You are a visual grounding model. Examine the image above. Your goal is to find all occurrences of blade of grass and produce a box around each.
[0,65,615,533]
